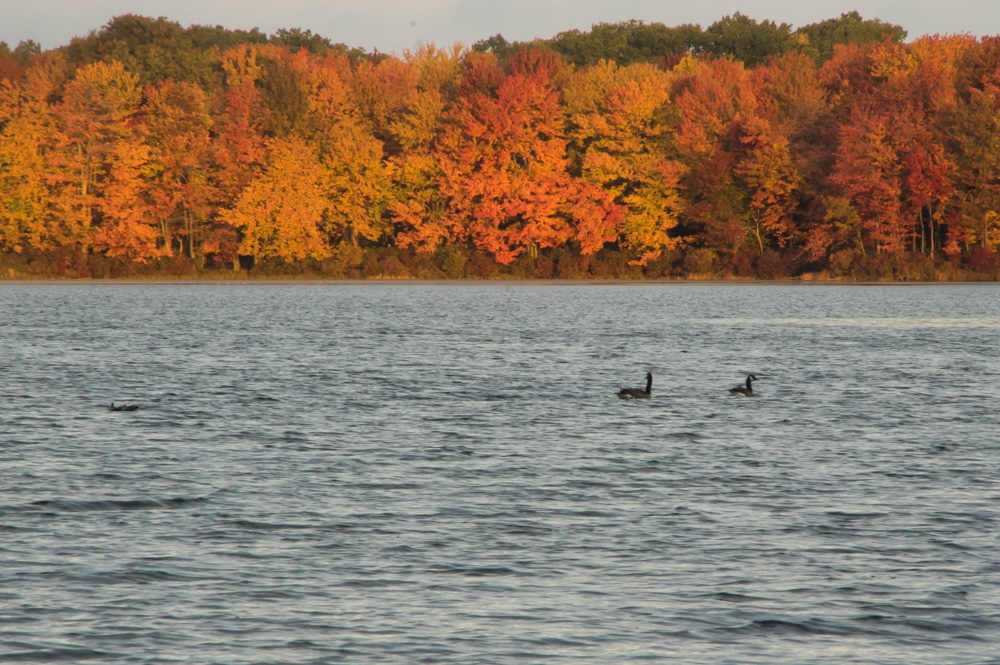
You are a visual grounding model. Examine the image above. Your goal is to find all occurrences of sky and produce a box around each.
[2,0,998,54]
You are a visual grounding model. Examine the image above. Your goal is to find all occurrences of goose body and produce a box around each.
[618,373,652,399]
[108,403,139,412]
[728,374,758,397]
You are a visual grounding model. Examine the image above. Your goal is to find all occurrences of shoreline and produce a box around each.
[1,278,997,286]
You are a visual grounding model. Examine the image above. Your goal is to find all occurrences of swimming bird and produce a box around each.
[108,403,139,412]
[618,373,652,399]
[728,375,758,397]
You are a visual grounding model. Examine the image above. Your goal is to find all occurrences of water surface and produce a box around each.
[2,283,999,664]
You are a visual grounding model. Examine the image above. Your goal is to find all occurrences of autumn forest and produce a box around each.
[2,12,1000,280]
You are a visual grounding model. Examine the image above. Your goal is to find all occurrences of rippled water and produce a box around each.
[2,282,999,664]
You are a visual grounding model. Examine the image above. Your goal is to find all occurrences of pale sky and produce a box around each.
[2,0,997,54]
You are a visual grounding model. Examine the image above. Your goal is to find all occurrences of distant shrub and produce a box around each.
[321,243,363,278]
[160,255,196,276]
[640,250,679,279]
[965,246,1000,275]
[553,246,588,279]
[250,257,304,277]
[723,250,754,278]
[682,248,717,277]
[853,253,897,281]
[466,251,500,278]
[829,249,857,278]
[897,252,936,281]
[587,249,630,278]
[439,245,469,278]
[755,249,792,279]
[377,251,407,278]
[509,254,534,278]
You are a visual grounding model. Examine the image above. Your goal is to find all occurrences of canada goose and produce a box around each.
[108,403,139,412]
[728,375,758,397]
[618,373,652,399]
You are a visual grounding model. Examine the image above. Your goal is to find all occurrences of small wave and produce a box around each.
[519,636,590,647]
[669,431,703,442]
[702,316,1000,328]
[708,591,764,603]
[22,496,208,513]
[352,482,420,490]
[229,519,313,531]
[730,618,847,636]
[64,569,201,585]
[340,578,413,588]
[0,524,28,532]
[825,510,889,521]
[0,647,116,662]
[428,564,525,577]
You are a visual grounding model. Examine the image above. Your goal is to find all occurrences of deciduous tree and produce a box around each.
[567,61,683,263]
[434,50,616,263]
[0,58,65,251]
[220,136,331,262]
[142,79,214,259]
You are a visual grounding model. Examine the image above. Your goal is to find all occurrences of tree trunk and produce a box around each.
[918,208,925,254]
[160,218,170,252]
[78,143,88,198]
[186,211,195,259]
[927,203,936,259]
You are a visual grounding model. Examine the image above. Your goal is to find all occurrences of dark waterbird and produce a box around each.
[618,373,652,399]
[728,374,758,397]
[107,403,139,412]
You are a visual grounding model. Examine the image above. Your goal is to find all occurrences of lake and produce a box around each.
[2,282,999,664]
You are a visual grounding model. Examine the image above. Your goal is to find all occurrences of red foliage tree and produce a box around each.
[433,50,617,263]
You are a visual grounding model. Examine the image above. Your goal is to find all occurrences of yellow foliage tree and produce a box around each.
[567,61,686,264]
[321,122,394,246]
[220,137,332,261]
[0,61,64,251]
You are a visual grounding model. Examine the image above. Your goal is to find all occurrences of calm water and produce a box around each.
[2,282,999,664]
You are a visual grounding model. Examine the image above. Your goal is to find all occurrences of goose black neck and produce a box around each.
[645,374,653,394]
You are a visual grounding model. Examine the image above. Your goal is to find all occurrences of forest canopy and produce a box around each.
[2,12,999,280]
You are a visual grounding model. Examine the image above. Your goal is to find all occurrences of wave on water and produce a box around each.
[0,646,118,663]
[10,496,210,514]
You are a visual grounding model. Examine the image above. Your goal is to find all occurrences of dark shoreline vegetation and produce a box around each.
[2,13,1000,282]
[3,244,999,281]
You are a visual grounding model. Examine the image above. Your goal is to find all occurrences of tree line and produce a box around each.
[2,12,1000,280]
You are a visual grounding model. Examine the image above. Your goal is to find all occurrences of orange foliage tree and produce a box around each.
[828,105,906,253]
[673,55,784,256]
[142,80,215,260]
[433,50,618,264]
[57,60,165,260]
